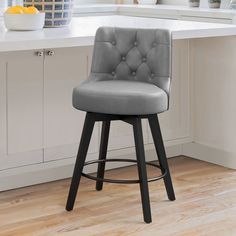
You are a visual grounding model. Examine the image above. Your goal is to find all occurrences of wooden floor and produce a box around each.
[0,156,236,236]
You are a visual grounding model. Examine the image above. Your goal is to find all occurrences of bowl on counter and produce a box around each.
[4,12,45,31]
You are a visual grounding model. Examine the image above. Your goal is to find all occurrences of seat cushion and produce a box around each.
[73,80,168,115]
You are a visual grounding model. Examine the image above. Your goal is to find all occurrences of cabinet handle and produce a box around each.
[35,51,44,57]
[47,50,55,56]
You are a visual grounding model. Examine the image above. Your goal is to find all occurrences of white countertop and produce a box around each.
[1,15,236,52]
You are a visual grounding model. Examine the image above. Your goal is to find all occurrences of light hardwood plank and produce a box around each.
[0,156,235,236]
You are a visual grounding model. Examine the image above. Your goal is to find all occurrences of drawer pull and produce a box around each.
[35,51,44,57]
[47,51,55,56]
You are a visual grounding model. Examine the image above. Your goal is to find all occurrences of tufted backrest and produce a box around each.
[90,27,172,96]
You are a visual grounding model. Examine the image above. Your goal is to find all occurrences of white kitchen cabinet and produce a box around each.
[0,41,191,189]
[0,59,8,169]
[43,47,99,162]
[107,120,148,151]
[0,50,44,170]
[191,36,236,153]
[148,40,190,144]
[0,47,99,169]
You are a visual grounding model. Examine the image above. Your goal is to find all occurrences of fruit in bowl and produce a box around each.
[23,6,40,14]
[5,5,25,14]
[4,6,45,31]
[6,6,39,14]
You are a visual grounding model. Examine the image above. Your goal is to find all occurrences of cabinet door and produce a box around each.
[107,120,148,151]
[44,47,98,161]
[0,59,7,167]
[148,40,190,144]
[0,51,44,170]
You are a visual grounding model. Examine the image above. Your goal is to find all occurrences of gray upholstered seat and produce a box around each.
[73,27,171,115]
[73,80,168,115]
[67,27,175,223]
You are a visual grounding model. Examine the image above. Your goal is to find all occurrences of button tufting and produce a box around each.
[132,71,136,76]
[153,42,157,47]
[122,56,126,61]
[142,57,147,62]
[151,73,155,78]
[134,41,138,46]
[112,41,116,45]
[111,71,115,76]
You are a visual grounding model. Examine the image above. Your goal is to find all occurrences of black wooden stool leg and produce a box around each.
[66,113,95,211]
[133,118,152,224]
[96,121,111,191]
[148,114,176,201]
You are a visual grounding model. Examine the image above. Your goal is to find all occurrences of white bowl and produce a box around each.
[138,0,157,4]
[4,13,45,31]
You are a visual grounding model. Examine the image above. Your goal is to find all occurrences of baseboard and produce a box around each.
[183,142,236,169]
[0,144,182,192]
[3,140,235,192]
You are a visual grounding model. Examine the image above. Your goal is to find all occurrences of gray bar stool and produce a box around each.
[66,27,175,223]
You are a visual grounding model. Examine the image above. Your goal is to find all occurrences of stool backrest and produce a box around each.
[91,27,172,96]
